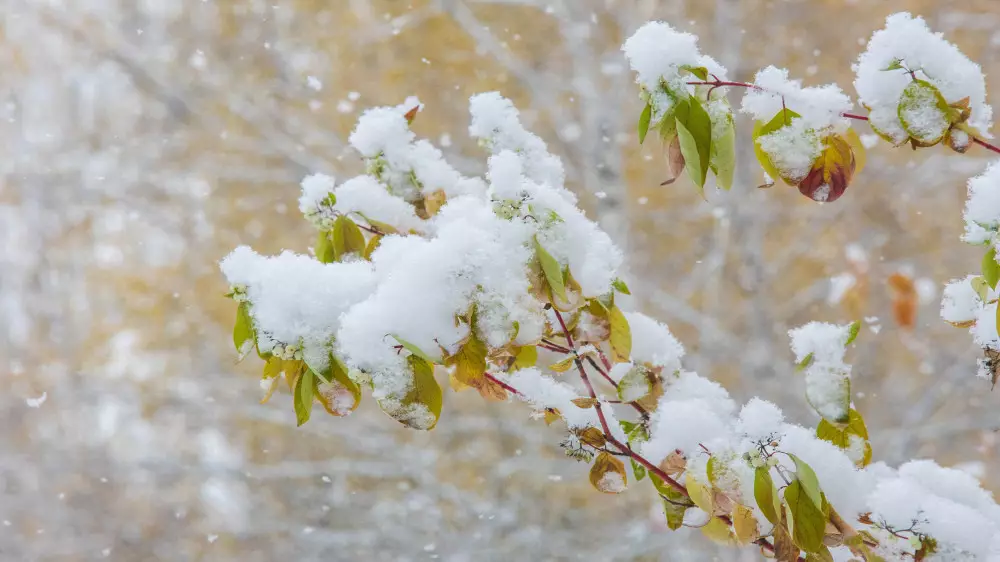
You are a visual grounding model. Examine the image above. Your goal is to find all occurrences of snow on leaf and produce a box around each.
[589,452,627,494]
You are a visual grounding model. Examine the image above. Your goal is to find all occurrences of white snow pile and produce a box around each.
[788,322,853,423]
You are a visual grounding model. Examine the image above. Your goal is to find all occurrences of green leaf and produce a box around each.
[652,475,691,530]
[638,103,652,144]
[982,247,1000,289]
[534,236,567,302]
[787,454,823,509]
[617,366,652,402]
[795,352,814,372]
[882,58,905,71]
[898,79,951,146]
[315,231,335,263]
[234,302,254,356]
[674,98,713,190]
[294,368,315,427]
[754,466,779,525]
[611,278,631,295]
[817,409,872,467]
[608,305,632,363]
[681,65,709,81]
[711,113,737,190]
[783,480,826,553]
[332,215,366,260]
[631,459,647,482]
[845,320,861,346]
[391,334,440,364]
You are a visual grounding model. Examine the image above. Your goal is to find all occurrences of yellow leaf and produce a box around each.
[577,426,606,448]
[844,127,866,175]
[315,355,361,417]
[474,375,509,402]
[589,452,627,494]
[447,334,488,386]
[543,408,561,425]
[512,346,537,371]
[332,215,366,260]
[423,189,447,217]
[260,376,280,405]
[733,504,759,544]
[685,472,715,514]
[608,306,631,363]
[571,397,598,408]
[549,355,576,373]
[700,517,736,545]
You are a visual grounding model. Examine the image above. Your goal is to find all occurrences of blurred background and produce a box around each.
[2,0,999,560]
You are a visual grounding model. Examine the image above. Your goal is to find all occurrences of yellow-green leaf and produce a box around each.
[534,236,567,302]
[612,278,631,295]
[315,231,335,263]
[589,451,627,494]
[711,112,736,190]
[332,215,366,260]
[548,355,575,373]
[234,302,254,357]
[816,409,872,467]
[617,366,652,402]
[392,334,440,364]
[898,79,951,146]
[796,352,815,372]
[681,65,709,81]
[982,248,1000,289]
[805,546,835,562]
[638,103,652,145]
[378,355,443,430]
[754,466,780,525]
[294,368,315,427]
[363,233,382,260]
[512,346,537,371]
[784,480,826,553]
[845,320,861,346]
[608,305,632,363]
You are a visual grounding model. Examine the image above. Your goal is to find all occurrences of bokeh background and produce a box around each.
[2,0,999,560]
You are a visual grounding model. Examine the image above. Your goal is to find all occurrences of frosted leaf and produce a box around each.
[940,275,981,326]
[964,162,1000,234]
[788,322,852,422]
[756,118,824,183]
[333,175,423,232]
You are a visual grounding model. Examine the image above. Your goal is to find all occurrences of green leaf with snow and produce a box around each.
[752,108,801,185]
[972,275,991,303]
[378,355,443,430]
[234,301,254,357]
[294,367,315,427]
[638,103,652,145]
[392,334,440,364]
[898,79,952,147]
[783,479,826,553]
[674,97,713,191]
[608,305,632,363]
[534,236,567,302]
[806,370,850,424]
[617,366,652,402]
[982,247,1000,289]
[316,355,362,417]
[882,58,905,71]
[817,409,872,467]
[631,459,646,482]
[332,214,366,260]
[845,321,861,346]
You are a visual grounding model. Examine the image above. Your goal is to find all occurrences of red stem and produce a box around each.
[484,372,521,396]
